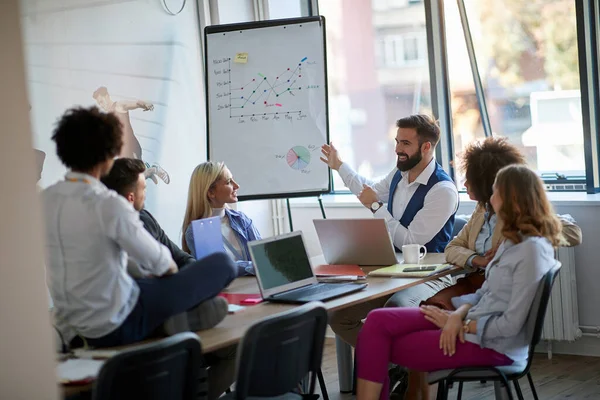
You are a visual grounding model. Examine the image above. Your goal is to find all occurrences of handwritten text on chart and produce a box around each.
[233,112,308,124]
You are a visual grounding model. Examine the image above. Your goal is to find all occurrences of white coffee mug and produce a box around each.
[402,244,427,264]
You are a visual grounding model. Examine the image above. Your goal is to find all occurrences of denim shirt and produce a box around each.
[466,210,497,267]
[185,208,261,277]
[451,236,554,362]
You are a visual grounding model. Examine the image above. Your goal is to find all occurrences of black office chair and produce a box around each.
[92,332,205,400]
[224,302,329,400]
[427,261,562,400]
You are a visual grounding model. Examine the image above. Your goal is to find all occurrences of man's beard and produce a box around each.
[396,151,423,171]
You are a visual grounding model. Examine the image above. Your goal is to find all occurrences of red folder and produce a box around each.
[219,292,263,305]
[313,264,366,278]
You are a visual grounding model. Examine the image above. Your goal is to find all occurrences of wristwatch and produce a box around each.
[463,319,472,334]
[370,201,383,213]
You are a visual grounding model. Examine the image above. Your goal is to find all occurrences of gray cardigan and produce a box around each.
[452,235,554,362]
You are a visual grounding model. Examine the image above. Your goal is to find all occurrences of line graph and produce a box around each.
[228,57,309,118]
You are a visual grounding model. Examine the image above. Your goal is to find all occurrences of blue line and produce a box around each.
[301,57,308,62]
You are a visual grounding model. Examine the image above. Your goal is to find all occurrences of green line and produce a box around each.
[258,73,265,78]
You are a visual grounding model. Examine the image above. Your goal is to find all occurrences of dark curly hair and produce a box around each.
[101,158,145,197]
[396,114,441,147]
[51,106,123,171]
[462,137,526,208]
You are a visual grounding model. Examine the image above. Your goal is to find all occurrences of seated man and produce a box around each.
[101,157,236,400]
[320,114,459,347]
[101,158,194,269]
[43,107,235,349]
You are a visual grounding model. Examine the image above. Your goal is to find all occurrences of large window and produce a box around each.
[320,0,432,190]
[211,0,592,192]
[266,0,311,19]
[210,0,311,25]
[445,0,584,190]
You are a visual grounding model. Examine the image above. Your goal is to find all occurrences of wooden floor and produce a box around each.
[316,339,600,400]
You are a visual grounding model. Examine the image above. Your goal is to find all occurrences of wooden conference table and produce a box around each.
[63,253,458,396]
[201,253,452,354]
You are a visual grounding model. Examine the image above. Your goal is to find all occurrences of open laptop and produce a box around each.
[313,219,400,266]
[248,231,367,304]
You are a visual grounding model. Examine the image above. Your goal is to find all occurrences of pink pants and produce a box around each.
[356,308,512,399]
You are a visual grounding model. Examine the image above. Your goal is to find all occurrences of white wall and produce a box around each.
[0,1,59,398]
[22,0,277,242]
[22,0,207,242]
[237,199,274,238]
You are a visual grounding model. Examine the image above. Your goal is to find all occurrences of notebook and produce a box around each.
[191,216,224,259]
[368,264,453,278]
[313,264,366,279]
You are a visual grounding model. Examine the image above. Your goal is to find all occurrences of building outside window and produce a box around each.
[445,0,584,189]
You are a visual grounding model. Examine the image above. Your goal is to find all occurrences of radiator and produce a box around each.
[541,246,582,343]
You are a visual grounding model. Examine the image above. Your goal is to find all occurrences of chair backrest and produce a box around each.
[92,332,203,400]
[234,302,328,400]
[452,216,469,238]
[523,260,562,370]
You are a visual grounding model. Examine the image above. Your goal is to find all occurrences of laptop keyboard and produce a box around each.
[272,283,363,302]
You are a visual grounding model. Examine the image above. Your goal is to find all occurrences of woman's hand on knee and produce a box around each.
[439,314,464,356]
[420,305,451,328]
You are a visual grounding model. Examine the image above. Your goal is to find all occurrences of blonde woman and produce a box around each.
[182,162,261,277]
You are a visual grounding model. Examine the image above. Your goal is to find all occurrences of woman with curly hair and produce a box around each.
[423,137,581,310]
[354,164,565,400]
[389,137,581,398]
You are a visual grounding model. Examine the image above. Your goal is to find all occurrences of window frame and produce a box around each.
[430,0,598,192]
[201,0,600,193]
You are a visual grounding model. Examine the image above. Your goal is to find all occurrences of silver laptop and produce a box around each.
[313,219,400,266]
[247,231,367,304]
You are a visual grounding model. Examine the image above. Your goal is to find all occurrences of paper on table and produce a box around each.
[57,359,104,384]
[228,304,246,313]
[72,348,119,359]
[368,264,450,278]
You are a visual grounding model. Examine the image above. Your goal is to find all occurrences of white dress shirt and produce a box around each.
[338,158,459,249]
[43,172,173,341]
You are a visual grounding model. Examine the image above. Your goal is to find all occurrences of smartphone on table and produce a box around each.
[402,265,437,273]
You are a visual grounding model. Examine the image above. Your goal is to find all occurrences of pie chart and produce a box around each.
[287,146,311,170]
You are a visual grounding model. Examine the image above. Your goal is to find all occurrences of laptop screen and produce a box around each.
[249,233,314,290]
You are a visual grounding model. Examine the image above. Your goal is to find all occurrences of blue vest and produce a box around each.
[387,162,456,253]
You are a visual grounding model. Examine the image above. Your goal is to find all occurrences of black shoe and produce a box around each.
[389,366,408,400]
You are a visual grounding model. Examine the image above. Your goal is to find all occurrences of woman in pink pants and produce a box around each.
[355,165,565,400]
